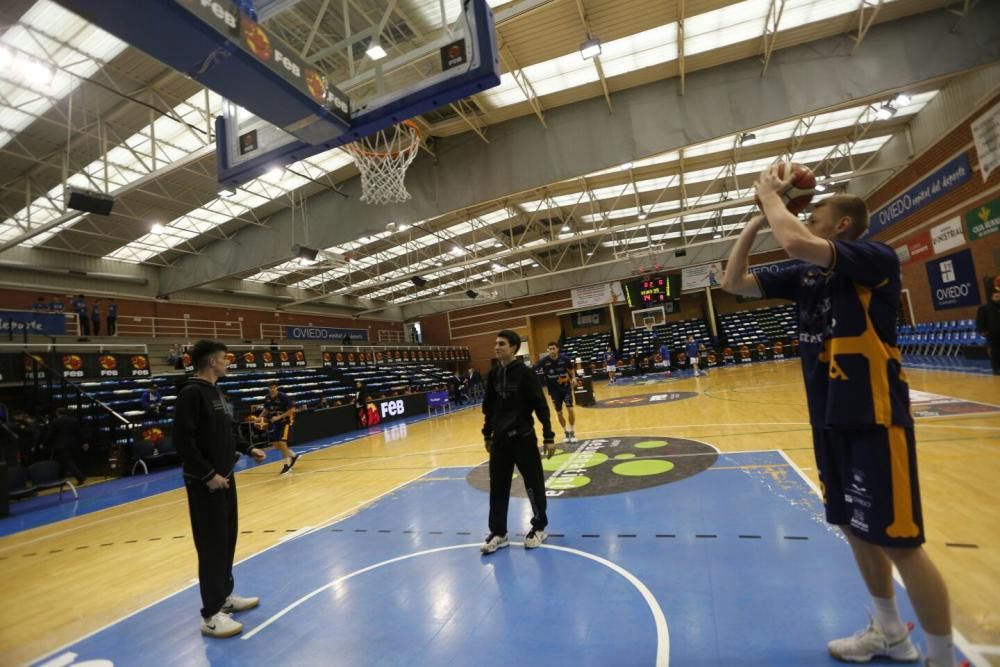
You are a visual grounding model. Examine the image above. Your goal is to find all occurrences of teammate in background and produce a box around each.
[657,339,673,377]
[721,166,958,667]
[260,381,300,475]
[90,299,101,336]
[533,341,578,443]
[685,335,703,376]
[975,279,1000,375]
[480,329,555,555]
[49,295,64,313]
[73,294,89,336]
[173,339,265,638]
[106,299,118,336]
[32,295,48,311]
[604,345,618,384]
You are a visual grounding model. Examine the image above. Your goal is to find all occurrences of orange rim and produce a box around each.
[344,120,422,159]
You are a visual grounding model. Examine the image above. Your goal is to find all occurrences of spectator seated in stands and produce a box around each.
[140,385,164,417]
[43,408,85,486]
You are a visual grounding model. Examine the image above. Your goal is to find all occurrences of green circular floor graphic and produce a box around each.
[467,435,718,498]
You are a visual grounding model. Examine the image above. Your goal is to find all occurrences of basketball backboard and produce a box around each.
[216,0,501,188]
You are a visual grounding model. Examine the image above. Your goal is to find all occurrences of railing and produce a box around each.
[115,316,243,339]
[378,329,405,343]
[0,342,148,353]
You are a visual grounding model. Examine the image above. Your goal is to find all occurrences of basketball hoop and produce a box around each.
[343,120,422,205]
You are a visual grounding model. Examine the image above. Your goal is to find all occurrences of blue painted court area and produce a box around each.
[33,447,971,667]
[2,406,477,537]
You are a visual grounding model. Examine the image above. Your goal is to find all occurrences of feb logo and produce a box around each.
[279,351,289,362]
[99,355,117,370]
[63,354,83,371]
[295,351,305,362]
[243,352,256,364]
[24,354,45,370]
[335,352,344,363]
[303,68,327,103]
[131,355,148,370]
[225,352,237,366]
[262,351,273,363]
[142,427,165,443]
[241,16,272,61]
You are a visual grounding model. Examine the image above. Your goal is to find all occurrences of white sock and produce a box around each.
[872,596,906,640]
[284,457,291,465]
[924,632,955,667]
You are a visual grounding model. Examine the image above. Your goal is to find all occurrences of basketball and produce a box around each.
[756,161,817,214]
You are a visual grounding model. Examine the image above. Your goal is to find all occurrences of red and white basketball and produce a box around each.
[756,162,817,214]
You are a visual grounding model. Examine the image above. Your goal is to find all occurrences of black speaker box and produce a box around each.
[66,187,115,216]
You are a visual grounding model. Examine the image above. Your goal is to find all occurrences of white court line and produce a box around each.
[969,644,1000,656]
[241,541,670,667]
[26,472,433,667]
[775,449,990,667]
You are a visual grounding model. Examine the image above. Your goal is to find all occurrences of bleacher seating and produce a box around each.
[718,305,797,349]
[620,318,711,366]
[560,332,612,371]
[897,319,984,356]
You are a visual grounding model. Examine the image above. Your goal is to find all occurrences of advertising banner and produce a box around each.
[869,153,972,236]
[926,249,981,310]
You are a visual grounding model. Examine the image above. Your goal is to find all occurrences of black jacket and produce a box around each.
[44,415,80,451]
[482,360,554,443]
[173,378,251,482]
[976,301,1000,340]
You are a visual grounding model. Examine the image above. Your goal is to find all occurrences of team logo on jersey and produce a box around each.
[467,435,718,498]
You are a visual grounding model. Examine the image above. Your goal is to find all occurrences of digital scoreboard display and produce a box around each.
[624,275,681,309]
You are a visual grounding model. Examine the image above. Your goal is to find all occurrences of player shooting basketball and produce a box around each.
[720,163,959,667]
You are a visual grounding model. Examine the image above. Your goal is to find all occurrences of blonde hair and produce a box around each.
[816,194,869,240]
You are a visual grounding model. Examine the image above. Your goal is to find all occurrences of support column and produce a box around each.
[704,287,718,341]
[609,303,620,349]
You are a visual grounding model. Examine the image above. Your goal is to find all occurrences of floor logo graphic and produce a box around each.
[467,435,718,498]
[590,391,698,409]
[909,390,999,417]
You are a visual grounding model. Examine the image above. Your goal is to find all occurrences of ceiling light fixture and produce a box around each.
[637,210,648,220]
[579,37,601,60]
[893,93,911,107]
[366,39,387,61]
[150,223,164,235]
[875,103,897,120]
[739,132,757,146]
[217,187,236,198]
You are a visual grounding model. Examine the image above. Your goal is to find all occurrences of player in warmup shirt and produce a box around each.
[657,339,672,377]
[533,342,578,443]
[260,381,300,475]
[684,335,704,376]
[604,346,618,384]
[721,169,958,667]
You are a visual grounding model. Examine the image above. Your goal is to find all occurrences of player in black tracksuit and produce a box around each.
[480,329,556,554]
[174,340,266,638]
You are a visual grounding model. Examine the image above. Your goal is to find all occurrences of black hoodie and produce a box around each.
[482,359,554,443]
[173,378,251,482]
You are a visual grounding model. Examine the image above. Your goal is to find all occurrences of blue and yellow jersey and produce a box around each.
[755,240,911,428]
[533,354,574,392]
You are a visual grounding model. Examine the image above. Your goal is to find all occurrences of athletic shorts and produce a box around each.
[606,365,616,372]
[268,419,293,443]
[812,426,924,547]
[549,386,574,411]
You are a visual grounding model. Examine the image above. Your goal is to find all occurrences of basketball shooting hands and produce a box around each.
[755,163,793,201]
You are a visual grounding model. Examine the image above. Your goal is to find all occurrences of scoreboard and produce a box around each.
[624,275,681,309]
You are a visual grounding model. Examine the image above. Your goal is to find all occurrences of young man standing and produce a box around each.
[72,295,89,336]
[106,299,118,336]
[481,330,556,554]
[721,165,958,667]
[604,345,618,384]
[975,279,1000,375]
[260,381,300,475]
[173,340,266,638]
[533,342,578,443]
[685,335,702,376]
[90,299,101,336]
[657,339,673,378]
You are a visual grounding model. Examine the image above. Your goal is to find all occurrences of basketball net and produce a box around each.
[343,120,421,205]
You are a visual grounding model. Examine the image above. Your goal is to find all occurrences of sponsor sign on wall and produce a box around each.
[681,262,724,291]
[925,248,980,310]
[971,99,1000,182]
[0,311,67,336]
[893,229,933,265]
[930,217,966,254]
[570,281,625,309]
[965,195,1000,241]
[285,325,369,342]
[869,153,972,236]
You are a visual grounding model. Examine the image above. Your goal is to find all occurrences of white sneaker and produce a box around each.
[201,611,243,638]
[828,619,920,663]
[480,533,509,554]
[221,594,259,613]
[524,528,547,548]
